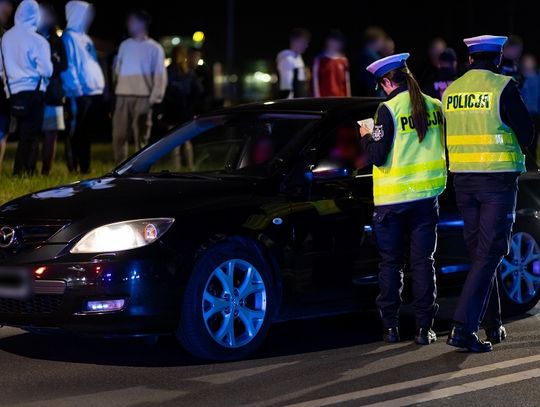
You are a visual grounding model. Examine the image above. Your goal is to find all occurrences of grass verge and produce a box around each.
[0,142,115,205]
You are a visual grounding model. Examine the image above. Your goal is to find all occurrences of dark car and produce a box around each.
[0,98,539,360]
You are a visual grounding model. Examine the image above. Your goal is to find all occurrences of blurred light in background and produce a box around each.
[56,28,63,37]
[171,36,181,45]
[197,59,205,66]
[192,31,205,43]
[253,71,272,83]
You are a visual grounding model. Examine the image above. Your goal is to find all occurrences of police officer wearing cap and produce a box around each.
[359,53,447,345]
[443,35,533,352]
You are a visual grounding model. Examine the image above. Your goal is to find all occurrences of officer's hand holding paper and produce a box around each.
[358,118,374,138]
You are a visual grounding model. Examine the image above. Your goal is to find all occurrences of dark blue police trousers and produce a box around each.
[373,197,439,329]
[453,188,517,332]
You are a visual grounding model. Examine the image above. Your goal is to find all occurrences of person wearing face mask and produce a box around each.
[38,1,67,175]
[358,53,446,345]
[61,0,105,174]
[0,0,53,175]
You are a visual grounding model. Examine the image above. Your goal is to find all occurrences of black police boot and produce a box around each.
[383,327,400,343]
[447,325,493,352]
[415,328,437,345]
[485,325,507,344]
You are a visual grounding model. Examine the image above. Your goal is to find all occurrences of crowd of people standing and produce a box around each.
[276,27,540,163]
[0,0,209,176]
[1,0,540,176]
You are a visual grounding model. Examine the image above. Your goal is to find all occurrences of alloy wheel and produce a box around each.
[500,232,540,304]
[202,259,267,348]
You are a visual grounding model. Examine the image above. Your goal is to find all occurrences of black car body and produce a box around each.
[0,98,539,360]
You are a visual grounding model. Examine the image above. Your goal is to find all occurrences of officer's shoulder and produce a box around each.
[439,82,454,102]
[376,102,392,116]
[489,71,515,85]
[423,93,442,107]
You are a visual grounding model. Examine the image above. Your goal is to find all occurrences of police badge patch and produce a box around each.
[372,125,384,141]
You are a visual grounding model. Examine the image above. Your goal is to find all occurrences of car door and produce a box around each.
[280,119,378,309]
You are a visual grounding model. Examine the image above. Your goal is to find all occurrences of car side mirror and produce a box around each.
[308,164,351,180]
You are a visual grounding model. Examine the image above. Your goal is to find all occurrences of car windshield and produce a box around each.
[116,113,321,177]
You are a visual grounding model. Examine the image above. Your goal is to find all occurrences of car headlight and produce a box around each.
[70,218,174,254]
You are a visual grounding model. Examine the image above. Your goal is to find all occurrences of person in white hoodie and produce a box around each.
[61,0,105,174]
[0,0,15,174]
[0,0,53,175]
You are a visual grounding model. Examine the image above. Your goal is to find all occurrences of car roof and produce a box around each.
[207,97,384,116]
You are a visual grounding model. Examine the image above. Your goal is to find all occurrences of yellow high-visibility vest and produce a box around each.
[442,69,525,173]
[372,91,447,206]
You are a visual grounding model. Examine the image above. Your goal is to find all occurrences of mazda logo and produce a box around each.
[0,226,16,248]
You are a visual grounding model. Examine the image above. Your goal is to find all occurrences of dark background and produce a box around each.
[47,0,536,72]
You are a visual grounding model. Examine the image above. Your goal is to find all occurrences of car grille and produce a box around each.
[0,220,68,254]
[17,224,66,246]
[0,295,63,314]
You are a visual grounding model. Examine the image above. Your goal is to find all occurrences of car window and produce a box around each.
[311,120,371,178]
[150,125,245,173]
[118,114,320,176]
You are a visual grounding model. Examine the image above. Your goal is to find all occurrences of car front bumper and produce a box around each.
[0,251,184,336]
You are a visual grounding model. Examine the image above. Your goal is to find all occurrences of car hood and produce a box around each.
[0,176,257,223]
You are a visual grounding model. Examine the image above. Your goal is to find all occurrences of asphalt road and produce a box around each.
[0,299,538,407]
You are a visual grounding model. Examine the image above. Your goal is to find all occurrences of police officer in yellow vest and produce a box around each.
[444,35,533,352]
[359,53,447,345]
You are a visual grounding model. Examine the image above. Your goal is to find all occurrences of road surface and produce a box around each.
[0,300,538,406]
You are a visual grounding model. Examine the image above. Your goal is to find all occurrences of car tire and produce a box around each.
[498,222,540,316]
[176,236,277,361]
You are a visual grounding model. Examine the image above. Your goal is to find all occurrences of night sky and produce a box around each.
[48,0,537,72]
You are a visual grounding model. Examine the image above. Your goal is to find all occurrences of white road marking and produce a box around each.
[364,342,413,355]
[246,347,447,407]
[362,369,540,407]
[189,361,300,384]
[284,354,540,407]
[11,386,187,407]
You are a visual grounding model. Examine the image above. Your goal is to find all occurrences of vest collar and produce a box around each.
[387,85,408,100]
[468,61,499,73]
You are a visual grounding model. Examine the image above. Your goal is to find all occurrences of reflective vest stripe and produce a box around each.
[446,134,515,146]
[448,151,524,163]
[373,176,447,198]
[374,160,447,177]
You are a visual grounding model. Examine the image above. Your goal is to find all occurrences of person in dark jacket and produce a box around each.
[0,0,14,174]
[188,47,213,114]
[422,48,458,100]
[38,2,67,175]
[418,37,447,92]
[354,26,386,96]
[161,45,202,170]
[501,35,523,85]
[162,45,202,127]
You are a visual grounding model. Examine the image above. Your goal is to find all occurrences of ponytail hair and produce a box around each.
[378,66,428,142]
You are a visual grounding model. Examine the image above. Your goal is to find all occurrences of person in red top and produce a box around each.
[313,30,351,97]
